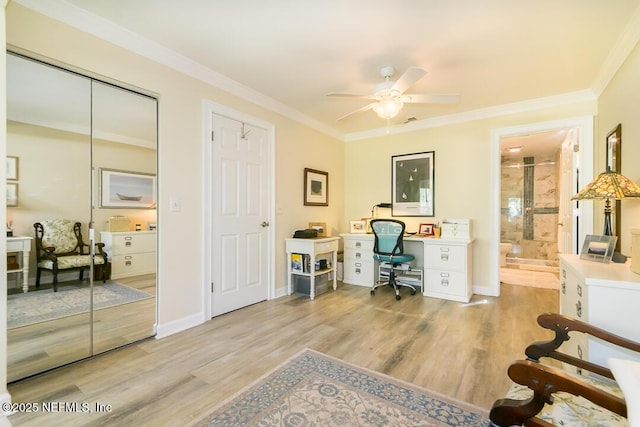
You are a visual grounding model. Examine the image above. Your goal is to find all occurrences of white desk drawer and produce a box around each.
[344,259,374,284]
[344,238,374,251]
[314,239,339,254]
[112,252,156,278]
[425,245,466,270]
[111,233,156,254]
[425,270,466,296]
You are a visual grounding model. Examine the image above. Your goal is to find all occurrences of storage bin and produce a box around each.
[294,274,329,296]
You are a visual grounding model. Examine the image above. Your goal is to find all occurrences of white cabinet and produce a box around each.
[422,239,473,303]
[559,254,640,373]
[100,231,156,279]
[285,237,339,300]
[340,234,375,286]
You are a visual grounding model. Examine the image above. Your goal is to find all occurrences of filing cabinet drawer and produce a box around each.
[425,245,466,270]
[111,252,156,278]
[344,259,374,285]
[425,269,466,297]
[111,233,156,255]
[344,238,374,251]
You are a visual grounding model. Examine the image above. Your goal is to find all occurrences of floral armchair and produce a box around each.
[34,220,107,292]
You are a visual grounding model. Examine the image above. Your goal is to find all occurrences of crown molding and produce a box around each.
[344,90,598,142]
[14,0,344,141]
[591,3,640,96]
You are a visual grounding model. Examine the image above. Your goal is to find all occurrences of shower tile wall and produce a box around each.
[501,153,559,261]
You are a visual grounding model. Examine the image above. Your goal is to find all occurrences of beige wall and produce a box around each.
[4,4,345,331]
[596,41,640,254]
[345,102,597,290]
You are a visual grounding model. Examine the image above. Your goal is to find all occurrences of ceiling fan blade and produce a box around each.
[327,92,376,100]
[391,67,427,94]
[337,103,376,121]
[401,94,461,104]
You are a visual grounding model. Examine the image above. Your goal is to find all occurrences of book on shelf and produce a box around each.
[291,253,303,272]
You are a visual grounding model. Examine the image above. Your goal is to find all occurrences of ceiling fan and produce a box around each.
[327,66,461,121]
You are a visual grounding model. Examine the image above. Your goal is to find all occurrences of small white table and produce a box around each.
[285,237,339,300]
[7,236,34,293]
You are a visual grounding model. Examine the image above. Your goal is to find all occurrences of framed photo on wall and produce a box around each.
[100,168,156,209]
[6,156,18,181]
[6,182,18,207]
[392,151,434,217]
[605,123,622,252]
[304,168,328,206]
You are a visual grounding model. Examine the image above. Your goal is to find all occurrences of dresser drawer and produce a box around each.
[111,252,156,278]
[111,233,156,254]
[425,245,466,270]
[425,270,467,297]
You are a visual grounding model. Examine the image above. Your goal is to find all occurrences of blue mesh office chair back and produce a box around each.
[370,219,416,300]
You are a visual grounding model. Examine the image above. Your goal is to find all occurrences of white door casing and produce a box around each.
[558,130,577,255]
[203,101,274,319]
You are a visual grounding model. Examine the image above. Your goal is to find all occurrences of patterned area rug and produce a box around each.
[196,348,490,426]
[8,282,153,329]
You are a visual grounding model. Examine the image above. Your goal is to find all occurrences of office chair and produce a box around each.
[370,219,417,300]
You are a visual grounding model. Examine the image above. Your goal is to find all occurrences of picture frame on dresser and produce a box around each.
[391,151,434,217]
[580,234,617,263]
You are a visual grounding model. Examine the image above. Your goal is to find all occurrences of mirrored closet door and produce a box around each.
[6,52,158,382]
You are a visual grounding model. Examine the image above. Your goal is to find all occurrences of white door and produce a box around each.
[211,114,270,316]
[558,130,577,254]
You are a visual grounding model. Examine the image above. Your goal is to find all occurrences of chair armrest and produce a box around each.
[490,360,627,427]
[94,243,107,259]
[525,313,640,380]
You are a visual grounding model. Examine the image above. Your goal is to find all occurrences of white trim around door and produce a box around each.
[487,116,594,297]
[201,100,276,320]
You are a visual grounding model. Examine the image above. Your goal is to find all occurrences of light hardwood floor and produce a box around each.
[7,282,558,426]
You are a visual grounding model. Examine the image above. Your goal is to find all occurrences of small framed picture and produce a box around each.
[350,220,366,234]
[580,234,617,263]
[418,223,435,236]
[304,168,328,206]
[6,182,18,207]
[308,222,327,237]
[6,156,18,181]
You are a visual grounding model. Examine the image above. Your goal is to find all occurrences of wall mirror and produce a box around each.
[6,52,158,381]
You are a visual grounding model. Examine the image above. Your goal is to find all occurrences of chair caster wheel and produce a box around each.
[370,290,375,295]
[396,294,401,300]
[411,290,416,295]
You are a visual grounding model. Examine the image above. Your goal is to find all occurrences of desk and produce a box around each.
[285,237,339,300]
[340,233,474,302]
[7,236,34,293]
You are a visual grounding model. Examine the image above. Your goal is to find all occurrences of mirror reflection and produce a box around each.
[6,53,157,382]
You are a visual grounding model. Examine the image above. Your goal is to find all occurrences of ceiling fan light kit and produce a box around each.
[327,65,460,123]
[373,98,403,119]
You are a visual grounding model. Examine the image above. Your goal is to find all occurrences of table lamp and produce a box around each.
[572,167,640,261]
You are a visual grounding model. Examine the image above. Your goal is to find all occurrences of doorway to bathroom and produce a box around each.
[499,126,579,289]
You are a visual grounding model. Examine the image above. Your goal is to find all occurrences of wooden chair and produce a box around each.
[490,313,639,426]
[34,219,108,292]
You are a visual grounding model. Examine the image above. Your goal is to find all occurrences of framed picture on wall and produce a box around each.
[304,168,328,206]
[605,123,622,252]
[392,151,435,217]
[6,156,18,181]
[100,168,156,209]
[6,182,18,207]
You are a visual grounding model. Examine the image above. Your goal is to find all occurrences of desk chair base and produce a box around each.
[371,270,417,300]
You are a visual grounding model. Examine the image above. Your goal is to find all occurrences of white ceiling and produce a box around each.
[12,0,640,140]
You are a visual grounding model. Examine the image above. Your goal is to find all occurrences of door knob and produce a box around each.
[261,221,270,227]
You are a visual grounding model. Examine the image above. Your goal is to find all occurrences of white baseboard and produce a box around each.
[473,284,498,297]
[155,312,203,339]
